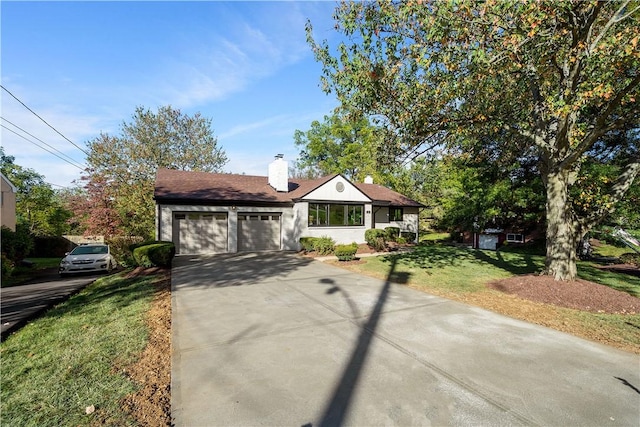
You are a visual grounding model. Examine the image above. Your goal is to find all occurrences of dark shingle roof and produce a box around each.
[154,168,423,207]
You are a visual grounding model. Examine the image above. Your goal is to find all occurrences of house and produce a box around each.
[154,156,424,255]
[1,172,17,231]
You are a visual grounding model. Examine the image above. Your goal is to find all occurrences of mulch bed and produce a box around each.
[489,274,640,315]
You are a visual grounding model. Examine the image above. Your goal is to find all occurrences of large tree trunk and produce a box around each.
[544,168,579,281]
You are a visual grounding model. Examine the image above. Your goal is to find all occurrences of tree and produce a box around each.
[0,148,73,236]
[308,1,639,280]
[81,106,228,238]
[294,112,385,181]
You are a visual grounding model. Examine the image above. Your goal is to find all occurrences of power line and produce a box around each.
[1,124,85,171]
[1,116,86,169]
[1,84,89,156]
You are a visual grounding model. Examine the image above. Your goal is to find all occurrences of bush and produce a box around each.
[335,243,358,261]
[1,225,34,262]
[400,231,416,242]
[1,252,14,281]
[299,237,315,252]
[619,253,640,267]
[313,236,336,255]
[108,236,144,267]
[396,236,407,245]
[384,227,401,242]
[365,229,386,247]
[132,241,176,268]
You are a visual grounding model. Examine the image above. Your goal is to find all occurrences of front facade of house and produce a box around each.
[1,172,17,231]
[154,157,423,255]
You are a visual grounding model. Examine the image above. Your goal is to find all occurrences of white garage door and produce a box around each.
[478,234,498,250]
[174,213,228,254]
[238,214,281,251]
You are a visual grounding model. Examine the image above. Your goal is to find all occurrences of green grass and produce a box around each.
[419,231,451,243]
[577,262,640,297]
[0,271,158,426]
[356,244,545,293]
[592,242,635,258]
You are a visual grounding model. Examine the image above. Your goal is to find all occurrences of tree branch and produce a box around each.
[559,72,640,170]
[588,0,631,54]
[578,159,640,232]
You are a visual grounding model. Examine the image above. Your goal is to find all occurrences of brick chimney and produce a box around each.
[268,154,289,192]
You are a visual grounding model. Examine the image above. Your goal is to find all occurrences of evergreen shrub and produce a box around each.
[334,243,358,261]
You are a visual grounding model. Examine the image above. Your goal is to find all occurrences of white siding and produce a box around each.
[295,201,373,245]
[302,176,371,202]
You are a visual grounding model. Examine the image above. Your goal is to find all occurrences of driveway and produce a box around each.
[1,272,107,338]
[172,252,640,426]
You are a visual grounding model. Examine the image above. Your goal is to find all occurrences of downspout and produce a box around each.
[372,206,382,229]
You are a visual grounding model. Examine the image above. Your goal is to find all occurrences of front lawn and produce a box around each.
[0,270,164,426]
[333,243,640,353]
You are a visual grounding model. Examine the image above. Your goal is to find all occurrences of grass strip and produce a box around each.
[0,271,158,426]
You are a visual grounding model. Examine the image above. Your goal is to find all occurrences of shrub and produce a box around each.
[400,231,417,242]
[365,229,386,247]
[313,236,336,255]
[396,236,407,245]
[1,225,34,262]
[299,237,315,252]
[132,241,176,268]
[107,236,145,267]
[619,253,640,267]
[1,252,14,281]
[335,243,358,261]
[384,227,401,242]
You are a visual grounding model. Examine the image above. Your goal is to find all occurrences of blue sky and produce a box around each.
[1,1,340,188]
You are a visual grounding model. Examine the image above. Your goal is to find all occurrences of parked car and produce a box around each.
[59,244,117,276]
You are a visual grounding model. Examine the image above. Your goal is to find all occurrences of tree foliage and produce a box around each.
[294,112,384,181]
[308,0,639,280]
[79,106,228,239]
[0,148,72,236]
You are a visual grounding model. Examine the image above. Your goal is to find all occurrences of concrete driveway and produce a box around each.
[172,252,640,426]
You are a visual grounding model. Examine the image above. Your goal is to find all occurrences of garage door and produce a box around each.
[174,213,228,254]
[238,214,281,251]
[478,234,498,250]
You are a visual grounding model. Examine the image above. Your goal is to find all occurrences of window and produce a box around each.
[506,233,524,243]
[309,203,363,226]
[390,207,403,222]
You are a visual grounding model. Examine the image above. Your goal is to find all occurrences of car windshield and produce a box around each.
[70,245,108,255]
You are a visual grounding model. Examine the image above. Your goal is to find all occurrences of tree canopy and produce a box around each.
[308,0,639,280]
[75,106,228,238]
[0,148,72,236]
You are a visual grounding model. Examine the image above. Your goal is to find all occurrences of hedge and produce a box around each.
[299,237,315,252]
[299,236,336,255]
[132,241,176,268]
[400,231,417,242]
[335,243,358,261]
[364,232,386,250]
[384,227,401,242]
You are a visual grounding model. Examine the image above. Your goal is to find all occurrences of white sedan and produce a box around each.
[59,244,117,276]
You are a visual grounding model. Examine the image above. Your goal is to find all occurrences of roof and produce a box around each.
[1,172,17,193]
[154,168,424,207]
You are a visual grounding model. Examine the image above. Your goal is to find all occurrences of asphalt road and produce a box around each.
[1,271,107,338]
